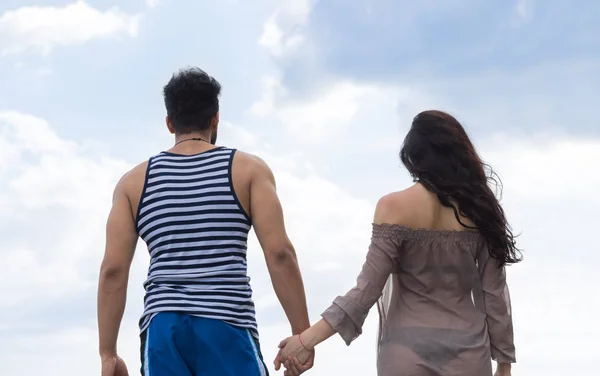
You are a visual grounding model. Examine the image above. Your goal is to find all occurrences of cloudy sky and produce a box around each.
[1,0,598,375]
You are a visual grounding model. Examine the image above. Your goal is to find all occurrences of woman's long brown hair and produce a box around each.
[400,110,522,267]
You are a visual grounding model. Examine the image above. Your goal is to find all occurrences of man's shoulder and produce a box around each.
[123,159,150,182]
[115,160,150,198]
[232,149,271,172]
[232,149,264,163]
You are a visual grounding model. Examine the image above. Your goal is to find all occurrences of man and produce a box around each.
[97,67,314,376]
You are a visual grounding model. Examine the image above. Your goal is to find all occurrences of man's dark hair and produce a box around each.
[163,67,222,134]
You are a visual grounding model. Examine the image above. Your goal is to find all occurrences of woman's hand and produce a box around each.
[274,320,335,374]
[494,363,511,376]
[279,335,313,364]
[274,335,314,375]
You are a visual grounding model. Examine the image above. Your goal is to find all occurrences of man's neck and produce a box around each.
[174,131,212,145]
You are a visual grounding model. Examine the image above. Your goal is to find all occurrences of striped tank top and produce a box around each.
[135,146,258,338]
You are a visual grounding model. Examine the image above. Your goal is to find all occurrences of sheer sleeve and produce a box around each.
[478,248,516,363]
[321,224,402,346]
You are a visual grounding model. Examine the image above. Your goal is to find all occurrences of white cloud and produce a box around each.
[0,320,143,375]
[0,111,131,309]
[516,0,530,19]
[259,15,306,57]
[258,0,315,56]
[0,111,75,154]
[249,75,285,117]
[146,0,160,8]
[221,121,261,149]
[0,111,129,210]
[258,16,284,51]
[250,76,420,143]
[0,1,140,56]
[482,134,600,201]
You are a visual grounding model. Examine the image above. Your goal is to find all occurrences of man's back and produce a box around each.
[97,68,312,376]
[133,146,257,337]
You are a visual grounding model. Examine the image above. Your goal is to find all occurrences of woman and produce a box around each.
[275,110,521,376]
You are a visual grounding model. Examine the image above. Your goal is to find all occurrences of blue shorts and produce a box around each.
[140,312,269,376]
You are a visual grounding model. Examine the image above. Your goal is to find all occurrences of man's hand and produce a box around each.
[274,335,314,375]
[283,353,314,376]
[101,355,129,376]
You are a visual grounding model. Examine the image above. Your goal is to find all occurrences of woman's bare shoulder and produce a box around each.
[374,185,431,226]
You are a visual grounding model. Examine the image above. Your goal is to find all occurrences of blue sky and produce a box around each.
[0,1,598,375]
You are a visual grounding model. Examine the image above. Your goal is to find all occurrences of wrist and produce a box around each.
[299,328,318,351]
[291,325,309,335]
[296,334,307,351]
[100,348,117,359]
[291,318,311,335]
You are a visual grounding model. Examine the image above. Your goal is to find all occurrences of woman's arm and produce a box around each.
[277,319,335,361]
[494,362,512,376]
[478,249,516,367]
[301,319,336,349]
[274,319,335,372]
[318,229,398,345]
[276,197,403,369]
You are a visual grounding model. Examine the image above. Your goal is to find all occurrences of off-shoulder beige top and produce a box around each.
[322,224,516,376]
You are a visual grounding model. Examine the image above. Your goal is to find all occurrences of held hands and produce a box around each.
[274,335,315,375]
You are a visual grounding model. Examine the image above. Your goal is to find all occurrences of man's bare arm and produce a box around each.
[97,177,138,358]
[250,157,310,335]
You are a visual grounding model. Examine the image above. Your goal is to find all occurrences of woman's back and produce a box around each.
[389,225,485,331]
[380,183,483,325]
[371,185,515,376]
[321,184,515,376]
[378,183,476,231]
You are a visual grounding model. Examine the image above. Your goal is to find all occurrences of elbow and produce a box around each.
[266,246,298,269]
[99,261,129,285]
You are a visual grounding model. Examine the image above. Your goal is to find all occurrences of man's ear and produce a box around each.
[166,116,175,134]
[213,112,220,127]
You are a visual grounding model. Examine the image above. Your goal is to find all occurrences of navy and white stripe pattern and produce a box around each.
[136,147,258,338]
